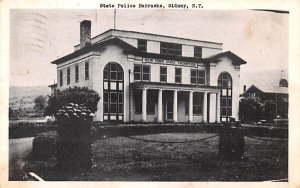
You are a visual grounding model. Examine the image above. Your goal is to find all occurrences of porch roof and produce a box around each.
[130,82,221,92]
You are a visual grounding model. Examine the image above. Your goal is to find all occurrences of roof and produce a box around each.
[92,29,223,45]
[245,84,288,95]
[48,83,57,88]
[207,51,247,65]
[51,38,246,65]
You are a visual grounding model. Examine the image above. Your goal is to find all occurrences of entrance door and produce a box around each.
[165,100,173,121]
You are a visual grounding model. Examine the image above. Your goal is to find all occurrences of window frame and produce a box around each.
[175,67,182,83]
[134,64,151,81]
[138,39,147,52]
[160,66,167,82]
[75,64,79,83]
[59,70,63,86]
[194,46,203,58]
[160,42,182,56]
[85,61,89,80]
[67,67,70,85]
[190,69,206,85]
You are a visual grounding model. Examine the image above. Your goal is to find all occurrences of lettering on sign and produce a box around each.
[142,58,197,67]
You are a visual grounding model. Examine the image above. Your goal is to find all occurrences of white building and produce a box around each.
[51,20,247,123]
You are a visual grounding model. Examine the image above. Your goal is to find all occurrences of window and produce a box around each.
[191,69,205,85]
[193,93,203,115]
[135,90,142,114]
[218,72,233,122]
[175,68,182,83]
[160,66,167,82]
[138,39,147,52]
[134,65,141,80]
[134,64,151,81]
[194,46,202,58]
[161,42,182,56]
[85,62,89,80]
[67,67,70,85]
[75,65,79,83]
[191,70,197,84]
[198,70,205,85]
[143,66,150,81]
[59,70,63,86]
[103,62,124,121]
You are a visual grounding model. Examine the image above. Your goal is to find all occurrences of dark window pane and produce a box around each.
[110,104,117,113]
[104,70,108,80]
[104,103,109,113]
[191,77,197,84]
[175,68,181,75]
[160,75,166,82]
[191,70,197,77]
[175,76,181,83]
[134,73,141,80]
[110,92,117,103]
[110,63,117,71]
[117,71,123,81]
[160,67,166,74]
[143,73,150,81]
[104,92,109,102]
[134,65,141,72]
[118,104,123,113]
[198,78,205,85]
[118,93,123,103]
[110,72,117,80]
[143,66,150,73]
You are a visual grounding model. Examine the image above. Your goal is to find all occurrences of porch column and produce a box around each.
[188,91,194,123]
[216,92,221,123]
[173,90,178,123]
[142,88,147,122]
[157,89,163,122]
[203,92,208,123]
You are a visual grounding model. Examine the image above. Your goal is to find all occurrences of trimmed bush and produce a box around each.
[32,131,57,159]
[45,87,100,116]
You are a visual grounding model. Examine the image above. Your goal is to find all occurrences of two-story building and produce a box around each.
[51,20,247,123]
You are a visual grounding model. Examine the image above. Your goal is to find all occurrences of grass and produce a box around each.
[24,133,288,181]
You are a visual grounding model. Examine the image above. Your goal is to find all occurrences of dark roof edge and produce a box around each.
[207,51,247,65]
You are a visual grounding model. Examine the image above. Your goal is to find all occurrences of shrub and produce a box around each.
[45,87,100,116]
[32,131,57,160]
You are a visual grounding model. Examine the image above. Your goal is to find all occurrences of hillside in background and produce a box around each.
[9,86,51,110]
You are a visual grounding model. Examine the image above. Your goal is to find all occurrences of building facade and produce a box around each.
[51,20,247,123]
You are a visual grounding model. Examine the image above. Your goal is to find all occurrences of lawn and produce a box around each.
[24,133,288,181]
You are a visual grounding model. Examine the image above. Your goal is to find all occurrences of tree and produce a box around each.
[239,97,264,123]
[45,87,100,116]
[34,95,47,115]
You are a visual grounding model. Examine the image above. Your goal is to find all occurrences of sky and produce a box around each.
[9,9,289,86]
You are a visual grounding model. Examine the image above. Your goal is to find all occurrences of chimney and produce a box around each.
[80,20,91,48]
[243,85,246,93]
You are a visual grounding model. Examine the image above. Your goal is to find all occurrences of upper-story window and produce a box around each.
[161,42,182,56]
[59,70,63,86]
[194,46,202,58]
[160,66,167,82]
[134,64,151,81]
[67,67,70,85]
[75,64,79,83]
[85,61,89,80]
[191,69,206,85]
[138,39,147,52]
[175,67,182,83]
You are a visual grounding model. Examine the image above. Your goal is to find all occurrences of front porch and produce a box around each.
[129,82,222,123]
